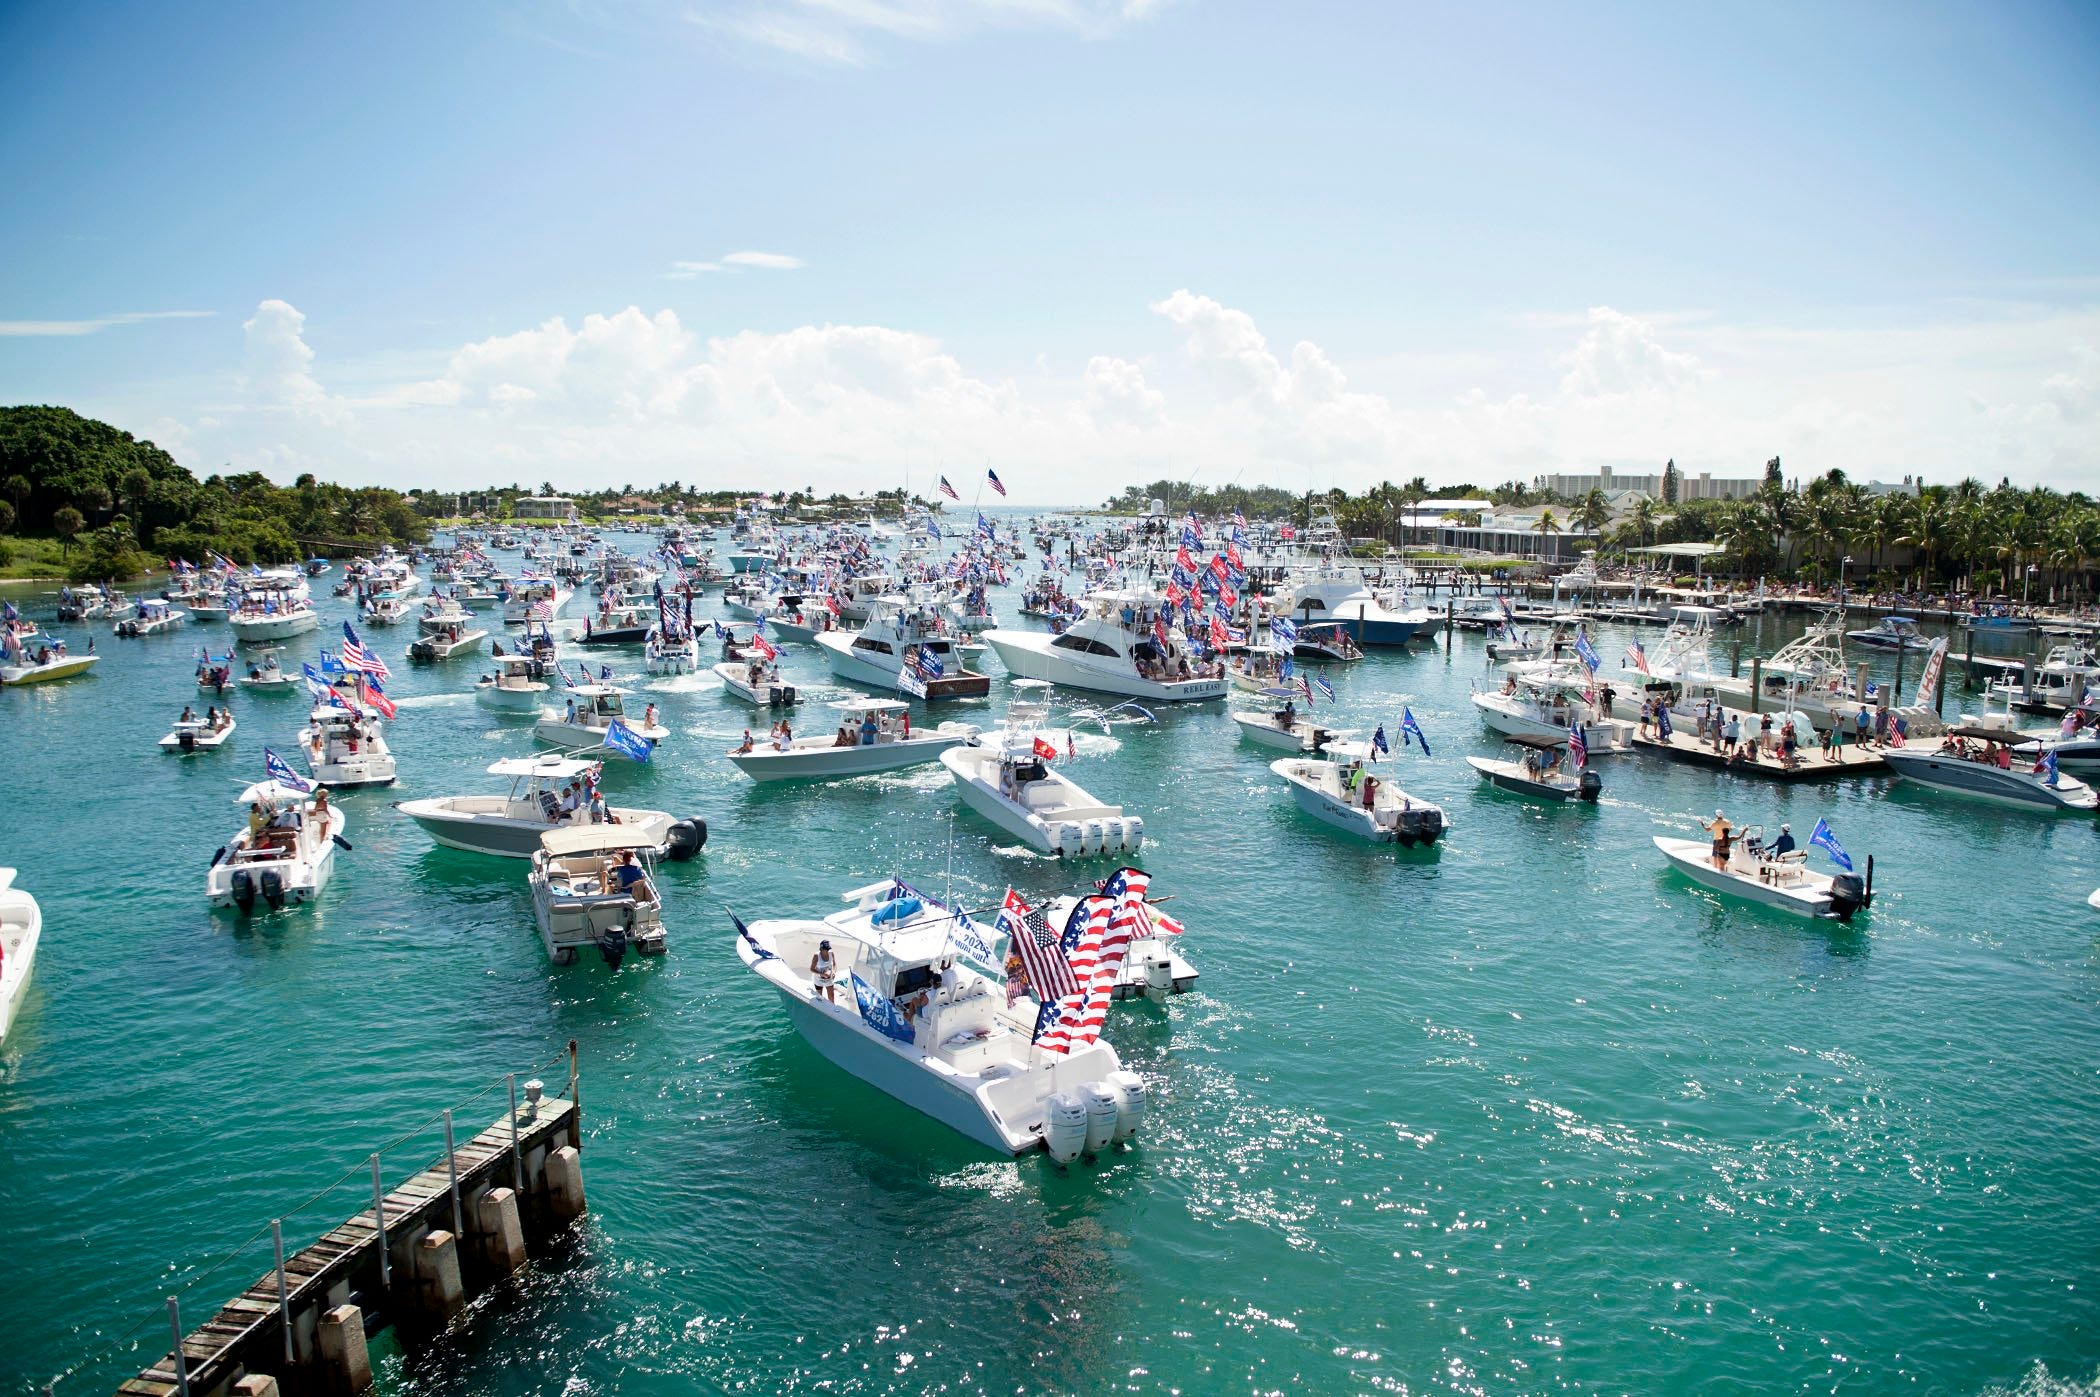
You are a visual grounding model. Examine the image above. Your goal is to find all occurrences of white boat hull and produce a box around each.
[0,875,40,1045]
[1880,750,2098,810]
[1652,836,1867,919]
[981,630,1226,703]
[477,681,550,712]
[230,611,320,643]
[941,747,1143,856]
[727,728,976,781]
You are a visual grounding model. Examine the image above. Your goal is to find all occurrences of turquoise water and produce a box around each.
[4,529,2098,1396]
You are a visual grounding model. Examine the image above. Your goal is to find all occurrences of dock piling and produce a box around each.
[369,1157,388,1290]
[547,1146,586,1221]
[414,1231,465,1326]
[476,1187,528,1275]
[168,1298,188,1397]
[272,1220,291,1365]
[232,1378,279,1397]
[442,1111,462,1239]
[316,1305,370,1396]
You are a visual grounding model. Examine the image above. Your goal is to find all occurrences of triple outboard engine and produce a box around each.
[1577,769,1603,802]
[230,868,256,912]
[664,819,708,860]
[259,868,286,910]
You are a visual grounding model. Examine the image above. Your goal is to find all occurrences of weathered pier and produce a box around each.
[1630,729,1887,781]
[114,1069,585,1397]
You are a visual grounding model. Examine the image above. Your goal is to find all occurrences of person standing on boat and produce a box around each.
[1702,810,1735,870]
[810,939,839,1004]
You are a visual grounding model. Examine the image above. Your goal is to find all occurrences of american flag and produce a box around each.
[999,890,1078,1003]
[1038,868,1151,1055]
[530,599,553,621]
[939,475,959,501]
[340,622,391,680]
[986,468,1006,497]
[1626,641,1651,676]
[1568,722,1587,769]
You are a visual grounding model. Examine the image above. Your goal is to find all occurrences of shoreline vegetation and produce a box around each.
[4,405,2094,605]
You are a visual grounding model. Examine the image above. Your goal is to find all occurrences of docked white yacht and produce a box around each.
[1275,566,1429,646]
[941,731,1144,857]
[296,707,398,787]
[534,684,669,758]
[528,827,670,966]
[1655,827,1872,920]
[817,599,991,699]
[1271,740,1449,847]
[476,654,551,712]
[207,781,348,912]
[982,589,1227,703]
[734,880,1146,1157]
[397,756,705,858]
[0,868,40,1045]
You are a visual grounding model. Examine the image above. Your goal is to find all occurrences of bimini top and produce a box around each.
[830,698,910,714]
[1258,686,1302,700]
[1315,738,1372,761]
[1007,677,1055,692]
[539,826,664,857]
[234,779,312,807]
[488,755,598,779]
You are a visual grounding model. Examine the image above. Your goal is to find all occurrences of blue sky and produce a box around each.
[2,0,2096,501]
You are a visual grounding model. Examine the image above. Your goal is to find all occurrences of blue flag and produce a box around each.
[262,747,313,793]
[916,643,944,678]
[2041,748,2060,787]
[1313,673,1336,700]
[1808,817,1853,872]
[1372,724,1390,755]
[1270,616,1299,646]
[1400,706,1431,757]
[1655,704,1674,740]
[1574,629,1602,673]
[728,909,774,961]
[852,972,918,1044]
[601,717,655,763]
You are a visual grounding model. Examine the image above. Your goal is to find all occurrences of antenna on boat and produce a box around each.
[944,812,956,908]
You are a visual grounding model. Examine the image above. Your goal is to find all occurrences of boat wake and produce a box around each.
[393,692,469,710]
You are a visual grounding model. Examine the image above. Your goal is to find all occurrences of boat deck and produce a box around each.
[1630,729,1887,781]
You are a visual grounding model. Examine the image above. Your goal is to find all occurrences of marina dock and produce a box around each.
[1630,729,1888,782]
[114,1069,585,1397]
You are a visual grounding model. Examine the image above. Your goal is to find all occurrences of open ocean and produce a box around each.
[4,519,2097,1396]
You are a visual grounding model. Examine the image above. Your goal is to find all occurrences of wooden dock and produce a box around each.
[117,1084,584,1397]
[1630,729,1887,781]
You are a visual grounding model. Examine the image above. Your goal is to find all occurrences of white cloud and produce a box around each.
[721,250,804,270]
[127,290,2100,500]
[697,0,1169,66]
[0,310,213,337]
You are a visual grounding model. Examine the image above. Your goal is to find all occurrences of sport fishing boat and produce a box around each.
[240,646,298,692]
[983,588,1228,703]
[207,780,349,912]
[1653,825,1873,920]
[296,707,398,787]
[941,730,1144,857]
[1271,740,1449,847]
[1984,644,2098,714]
[1275,566,1430,646]
[229,584,319,643]
[160,710,237,754]
[1465,735,1601,802]
[115,598,187,637]
[1880,727,2099,811]
[646,622,701,674]
[1846,615,1930,651]
[528,827,670,966]
[0,868,41,1045]
[476,654,552,712]
[1711,618,1940,738]
[1471,668,1632,753]
[1230,688,1344,753]
[714,655,800,707]
[534,684,669,759]
[726,699,979,782]
[396,755,706,859]
[577,602,652,646]
[817,599,991,699]
[732,879,1147,1157]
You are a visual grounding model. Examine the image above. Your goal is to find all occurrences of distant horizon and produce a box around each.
[2,3,2094,501]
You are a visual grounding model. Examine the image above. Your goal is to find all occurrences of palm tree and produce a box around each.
[1531,509,1562,558]
[52,505,84,557]
[1574,489,1611,549]
[1628,496,1658,550]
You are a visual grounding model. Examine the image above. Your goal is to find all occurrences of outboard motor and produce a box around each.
[1577,769,1603,802]
[230,868,257,912]
[1043,1092,1088,1165]
[1828,873,1868,923]
[1142,944,1174,1001]
[1393,810,1422,848]
[259,868,286,910]
[664,819,708,860]
[600,923,629,968]
[178,729,197,753]
[780,684,797,705]
[1107,1070,1146,1146]
[1079,1083,1120,1158]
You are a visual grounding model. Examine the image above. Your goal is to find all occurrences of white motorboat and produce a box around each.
[1271,741,1449,847]
[363,597,411,626]
[1654,828,1873,921]
[229,586,320,643]
[397,755,706,859]
[983,588,1228,703]
[528,826,670,966]
[646,624,701,674]
[1846,615,1930,651]
[1465,735,1601,802]
[576,602,652,646]
[1984,644,2099,713]
[0,868,41,1045]
[207,780,348,912]
[714,656,800,707]
[1276,567,1431,647]
[1230,688,1345,753]
[733,880,1146,1157]
[296,707,398,787]
[501,577,566,627]
[115,598,186,637]
[476,654,552,712]
[160,711,237,754]
[1881,728,2099,811]
[1032,889,1199,1000]
[240,646,299,692]
[407,624,487,663]
[1710,618,1941,738]
[0,643,99,686]
[941,733,1143,857]
[534,684,669,759]
[816,599,991,699]
[727,699,979,781]
[1471,669,1632,753]
[185,592,230,623]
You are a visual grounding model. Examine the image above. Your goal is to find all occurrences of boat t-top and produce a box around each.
[240,646,298,691]
[733,879,1146,1157]
[396,755,706,859]
[727,698,979,782]
[297,706,399,788]
[1271,739,1449,847]
[207,780,348,913]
